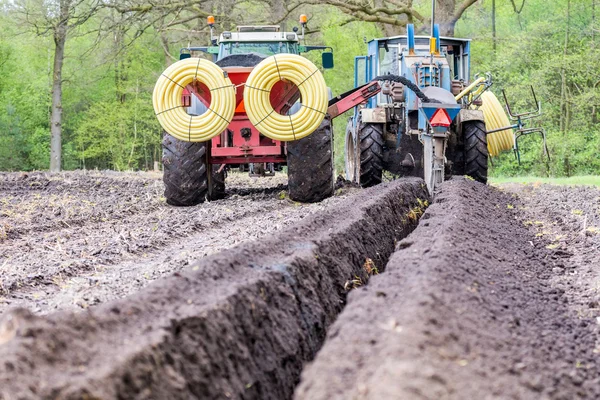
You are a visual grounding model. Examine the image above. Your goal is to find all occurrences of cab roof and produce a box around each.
[219,31,299,42]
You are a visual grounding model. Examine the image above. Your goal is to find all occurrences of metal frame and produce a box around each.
[486,86,550,164]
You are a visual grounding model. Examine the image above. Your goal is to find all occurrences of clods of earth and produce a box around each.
[0,171,598,399]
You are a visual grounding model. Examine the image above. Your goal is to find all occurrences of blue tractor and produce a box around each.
[345,24,490,193]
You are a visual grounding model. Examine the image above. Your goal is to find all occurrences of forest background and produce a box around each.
[0,0,593,177]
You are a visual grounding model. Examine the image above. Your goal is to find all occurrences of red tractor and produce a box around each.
[160,17,339,206]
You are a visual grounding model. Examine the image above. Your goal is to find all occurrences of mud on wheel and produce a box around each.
[344,117,358,182]
[162,133,226,206]
[208,165,226,200]
[463,120,488,183]
[162,133,208,206]
[358,116,384,188]
[287,115,334,203]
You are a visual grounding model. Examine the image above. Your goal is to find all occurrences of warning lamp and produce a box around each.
[298,14,307,39]
[429,108,452,128]
[208,16,216,45]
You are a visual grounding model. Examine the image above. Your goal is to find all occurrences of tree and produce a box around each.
[14,0,101,171]
[295,0,478,36]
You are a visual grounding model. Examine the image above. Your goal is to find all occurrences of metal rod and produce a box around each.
[431,0,436,36]
[486,124,519,134]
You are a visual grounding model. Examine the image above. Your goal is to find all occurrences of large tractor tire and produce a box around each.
[358,116,384,188]
[162,133,209,206]
[287,115,334,203]
[463,120,488,183]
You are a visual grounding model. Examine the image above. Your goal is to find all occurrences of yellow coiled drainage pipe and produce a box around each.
[153,58,235,142]
[244,54,328,141]
[480,91,515,157]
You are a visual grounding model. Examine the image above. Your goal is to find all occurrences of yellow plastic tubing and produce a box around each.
[480,91,515,157]
[153,58,235,142]
[244,54,328,141]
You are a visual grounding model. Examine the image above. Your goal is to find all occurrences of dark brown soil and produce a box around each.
[3,171,599,400]
[295,178,600,400]
[0,177,428,400]
[500,183,600,322]
[0,171,359,315]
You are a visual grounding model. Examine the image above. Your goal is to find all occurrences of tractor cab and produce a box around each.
[355,30,472,110]
[217,26,301,58]
[180,17,333,68]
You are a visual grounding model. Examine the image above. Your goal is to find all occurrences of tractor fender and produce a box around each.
[457,109,485,124]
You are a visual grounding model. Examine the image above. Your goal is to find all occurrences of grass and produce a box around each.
[490,175,600,187]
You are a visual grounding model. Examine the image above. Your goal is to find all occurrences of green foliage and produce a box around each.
[0,0,597,179]
[458,0,600,178]
[74,95,160,170]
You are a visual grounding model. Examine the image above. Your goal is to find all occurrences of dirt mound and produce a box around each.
[295,177,600,400]
[0,178,428,400]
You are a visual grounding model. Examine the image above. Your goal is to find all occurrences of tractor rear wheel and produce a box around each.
[162,133,208,206]
[358,117,384,187]
[464,120,488,183]
[287,115,334,203]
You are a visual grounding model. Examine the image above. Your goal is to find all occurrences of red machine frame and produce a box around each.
[183,68,381,166]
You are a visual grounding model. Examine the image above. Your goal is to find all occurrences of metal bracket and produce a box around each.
[361,107,387,123]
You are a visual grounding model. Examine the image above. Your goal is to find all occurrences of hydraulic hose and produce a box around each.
[244,54,328,141]
[373,74,440,103]
[153,58,235,142]
[480,91,515,157]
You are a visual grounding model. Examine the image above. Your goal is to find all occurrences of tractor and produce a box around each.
[159,16,338,206]
[344,23,547,192]
[344,24,489,192]
[155,13,544,206]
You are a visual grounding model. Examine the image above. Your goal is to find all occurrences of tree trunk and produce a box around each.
[492,0,497,53]
[375,0,404,37]
[593,0,596,47]
[560,0,570,134]
[50,0,70,172]
[436,0,457,36]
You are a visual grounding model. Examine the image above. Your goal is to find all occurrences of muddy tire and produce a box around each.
[358,118,384,188]
[344,117,358,183]
[464,120,488,183]
[208,166,226,200]
[162,133,208,206]
[287,115,334,203]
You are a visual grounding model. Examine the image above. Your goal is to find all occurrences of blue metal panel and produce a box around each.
[407,24,415,54]
[367,40,379,108]
[441,64,451,91]
[418,108,427,130]
[465,41,471,80]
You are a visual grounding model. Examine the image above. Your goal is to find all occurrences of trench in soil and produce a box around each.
[294,178,600,400]
[0,178,429,400]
